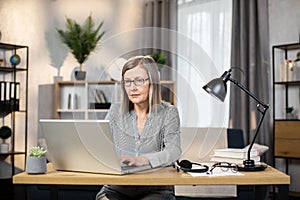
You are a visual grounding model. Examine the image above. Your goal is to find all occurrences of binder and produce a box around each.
[5,81,11,112]
[10,82,20,111]
[0,81,5,110]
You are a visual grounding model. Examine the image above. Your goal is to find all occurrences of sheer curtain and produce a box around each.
[177,0,232,127]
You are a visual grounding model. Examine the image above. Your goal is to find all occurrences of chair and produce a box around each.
[227,128,245,149]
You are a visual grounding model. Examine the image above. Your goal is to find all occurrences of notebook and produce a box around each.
[39,119,151,175]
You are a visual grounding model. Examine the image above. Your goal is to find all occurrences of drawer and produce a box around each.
[274,121,300,157]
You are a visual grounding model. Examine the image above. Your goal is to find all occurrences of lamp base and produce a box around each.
[237,159,267,172]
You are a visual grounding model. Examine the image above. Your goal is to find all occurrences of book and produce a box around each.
[213,148,258,159]
[210,155,261,164]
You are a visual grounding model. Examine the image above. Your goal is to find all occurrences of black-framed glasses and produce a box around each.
[207,162,238,175]
[122,77,149,87]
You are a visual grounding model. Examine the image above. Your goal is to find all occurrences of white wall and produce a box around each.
[0,0,144,169]
[269,0,300,192]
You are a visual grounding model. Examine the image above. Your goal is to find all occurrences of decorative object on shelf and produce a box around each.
[0,126,12,153]
[89,89,111,109]
[26,146,47,174]
[0,58,5,67]
[67,93,78,109]
[203,68,269,171]
[10,54,21,66]
[291,51,300,81]
[152,51,167,71]
[285,106,295,119]
[53,76,63,82]
[57,14,106,80]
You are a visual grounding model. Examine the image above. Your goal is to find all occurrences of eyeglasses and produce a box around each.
[207,162,238,175]
[122,77,149,87]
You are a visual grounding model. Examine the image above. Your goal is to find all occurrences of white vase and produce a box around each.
[26,156,47,174]
[0,143,9,153]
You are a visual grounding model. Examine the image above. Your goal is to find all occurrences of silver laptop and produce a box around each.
[39,119,151,175]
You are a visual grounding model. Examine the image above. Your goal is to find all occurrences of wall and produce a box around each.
[269,0,300,192]
[0,0,144,169]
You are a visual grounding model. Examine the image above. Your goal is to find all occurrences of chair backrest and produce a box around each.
[227,128,245,148]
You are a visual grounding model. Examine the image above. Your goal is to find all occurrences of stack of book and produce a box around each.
[210,148,260,164]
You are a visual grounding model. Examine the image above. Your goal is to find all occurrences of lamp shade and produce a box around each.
[203,77,227,102]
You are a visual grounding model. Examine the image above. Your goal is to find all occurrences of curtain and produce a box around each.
[230,0,272,164]
[177,0,232,127]
[143,0,177,80]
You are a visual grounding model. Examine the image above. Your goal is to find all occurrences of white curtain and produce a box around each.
[177,0,232,127]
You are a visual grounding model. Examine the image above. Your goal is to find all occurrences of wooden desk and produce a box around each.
[13,163,290,200]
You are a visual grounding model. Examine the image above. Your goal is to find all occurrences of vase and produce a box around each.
[75,71,86,80]
[53,76,63,82]
[26,156,47,174]
[0,143,9,153]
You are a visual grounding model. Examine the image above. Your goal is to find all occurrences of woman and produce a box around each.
[96,55,181,200]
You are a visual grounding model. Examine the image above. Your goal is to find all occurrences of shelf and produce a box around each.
[275,119,300,121]
[0,66,27,73]
[273,42,300,50]
[54,80,176,120]
[274,81,300,85]
[0,42,27,50]
[0,42,28,177]
[0,151,26,156]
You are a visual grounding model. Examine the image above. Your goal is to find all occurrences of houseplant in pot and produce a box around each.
[26,146,47,174]
[152,51,167,72]
[0,126,12,153]
[57,14,105,80]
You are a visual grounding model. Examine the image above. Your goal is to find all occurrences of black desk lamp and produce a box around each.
[203,69,269,171]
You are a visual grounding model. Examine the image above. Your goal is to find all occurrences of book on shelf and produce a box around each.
[210,155,261,164]
[213,148,258,159]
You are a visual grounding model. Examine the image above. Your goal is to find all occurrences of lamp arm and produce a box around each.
[246,108,267,160]
[228,77,269,162]
[228,78,269,109]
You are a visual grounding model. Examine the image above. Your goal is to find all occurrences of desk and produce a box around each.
[13,163,290,200]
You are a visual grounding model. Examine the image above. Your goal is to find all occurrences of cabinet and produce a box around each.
[272,43,300,173]
[0,42,28,177]
[53,80,176,119]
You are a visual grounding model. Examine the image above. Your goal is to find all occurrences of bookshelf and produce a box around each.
[0,42,28,177]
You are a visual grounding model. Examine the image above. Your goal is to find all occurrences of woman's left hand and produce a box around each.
[119,155,150,167]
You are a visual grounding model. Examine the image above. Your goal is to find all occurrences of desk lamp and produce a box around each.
[203,69,269,171]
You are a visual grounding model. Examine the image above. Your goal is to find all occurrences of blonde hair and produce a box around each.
[120,55,161,113]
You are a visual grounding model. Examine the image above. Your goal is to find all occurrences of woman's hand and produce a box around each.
[119,155,150,167]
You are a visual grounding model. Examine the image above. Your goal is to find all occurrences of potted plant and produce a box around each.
[57,14,105,80]
[152,51,167,71]
[26,146,47,174]
[0,126,12,153]
[285,106,294,119]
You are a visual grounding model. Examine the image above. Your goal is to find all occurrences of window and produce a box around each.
[177,0,232,127]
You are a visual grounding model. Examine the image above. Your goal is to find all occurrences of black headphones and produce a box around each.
[176,160,209,173]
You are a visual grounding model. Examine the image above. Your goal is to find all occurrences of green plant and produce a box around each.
[57,14,105,71]
[285,106,294,113]
[152,51,167,71]
[0,126,12,143]
[29,146,47,157]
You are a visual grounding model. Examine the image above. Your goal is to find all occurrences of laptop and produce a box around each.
[39,119,152,175]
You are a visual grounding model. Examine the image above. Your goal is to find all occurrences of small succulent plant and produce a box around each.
[29,146,47,157]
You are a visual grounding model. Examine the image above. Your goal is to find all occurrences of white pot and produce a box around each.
[0,143,9,153]
[26,156,47,174]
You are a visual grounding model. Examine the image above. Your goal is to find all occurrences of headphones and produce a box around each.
[175,160,209,173]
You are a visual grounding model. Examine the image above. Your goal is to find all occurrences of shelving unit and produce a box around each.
[54,80,176,120]
[272,42,300,174]
[0,42,28,177]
